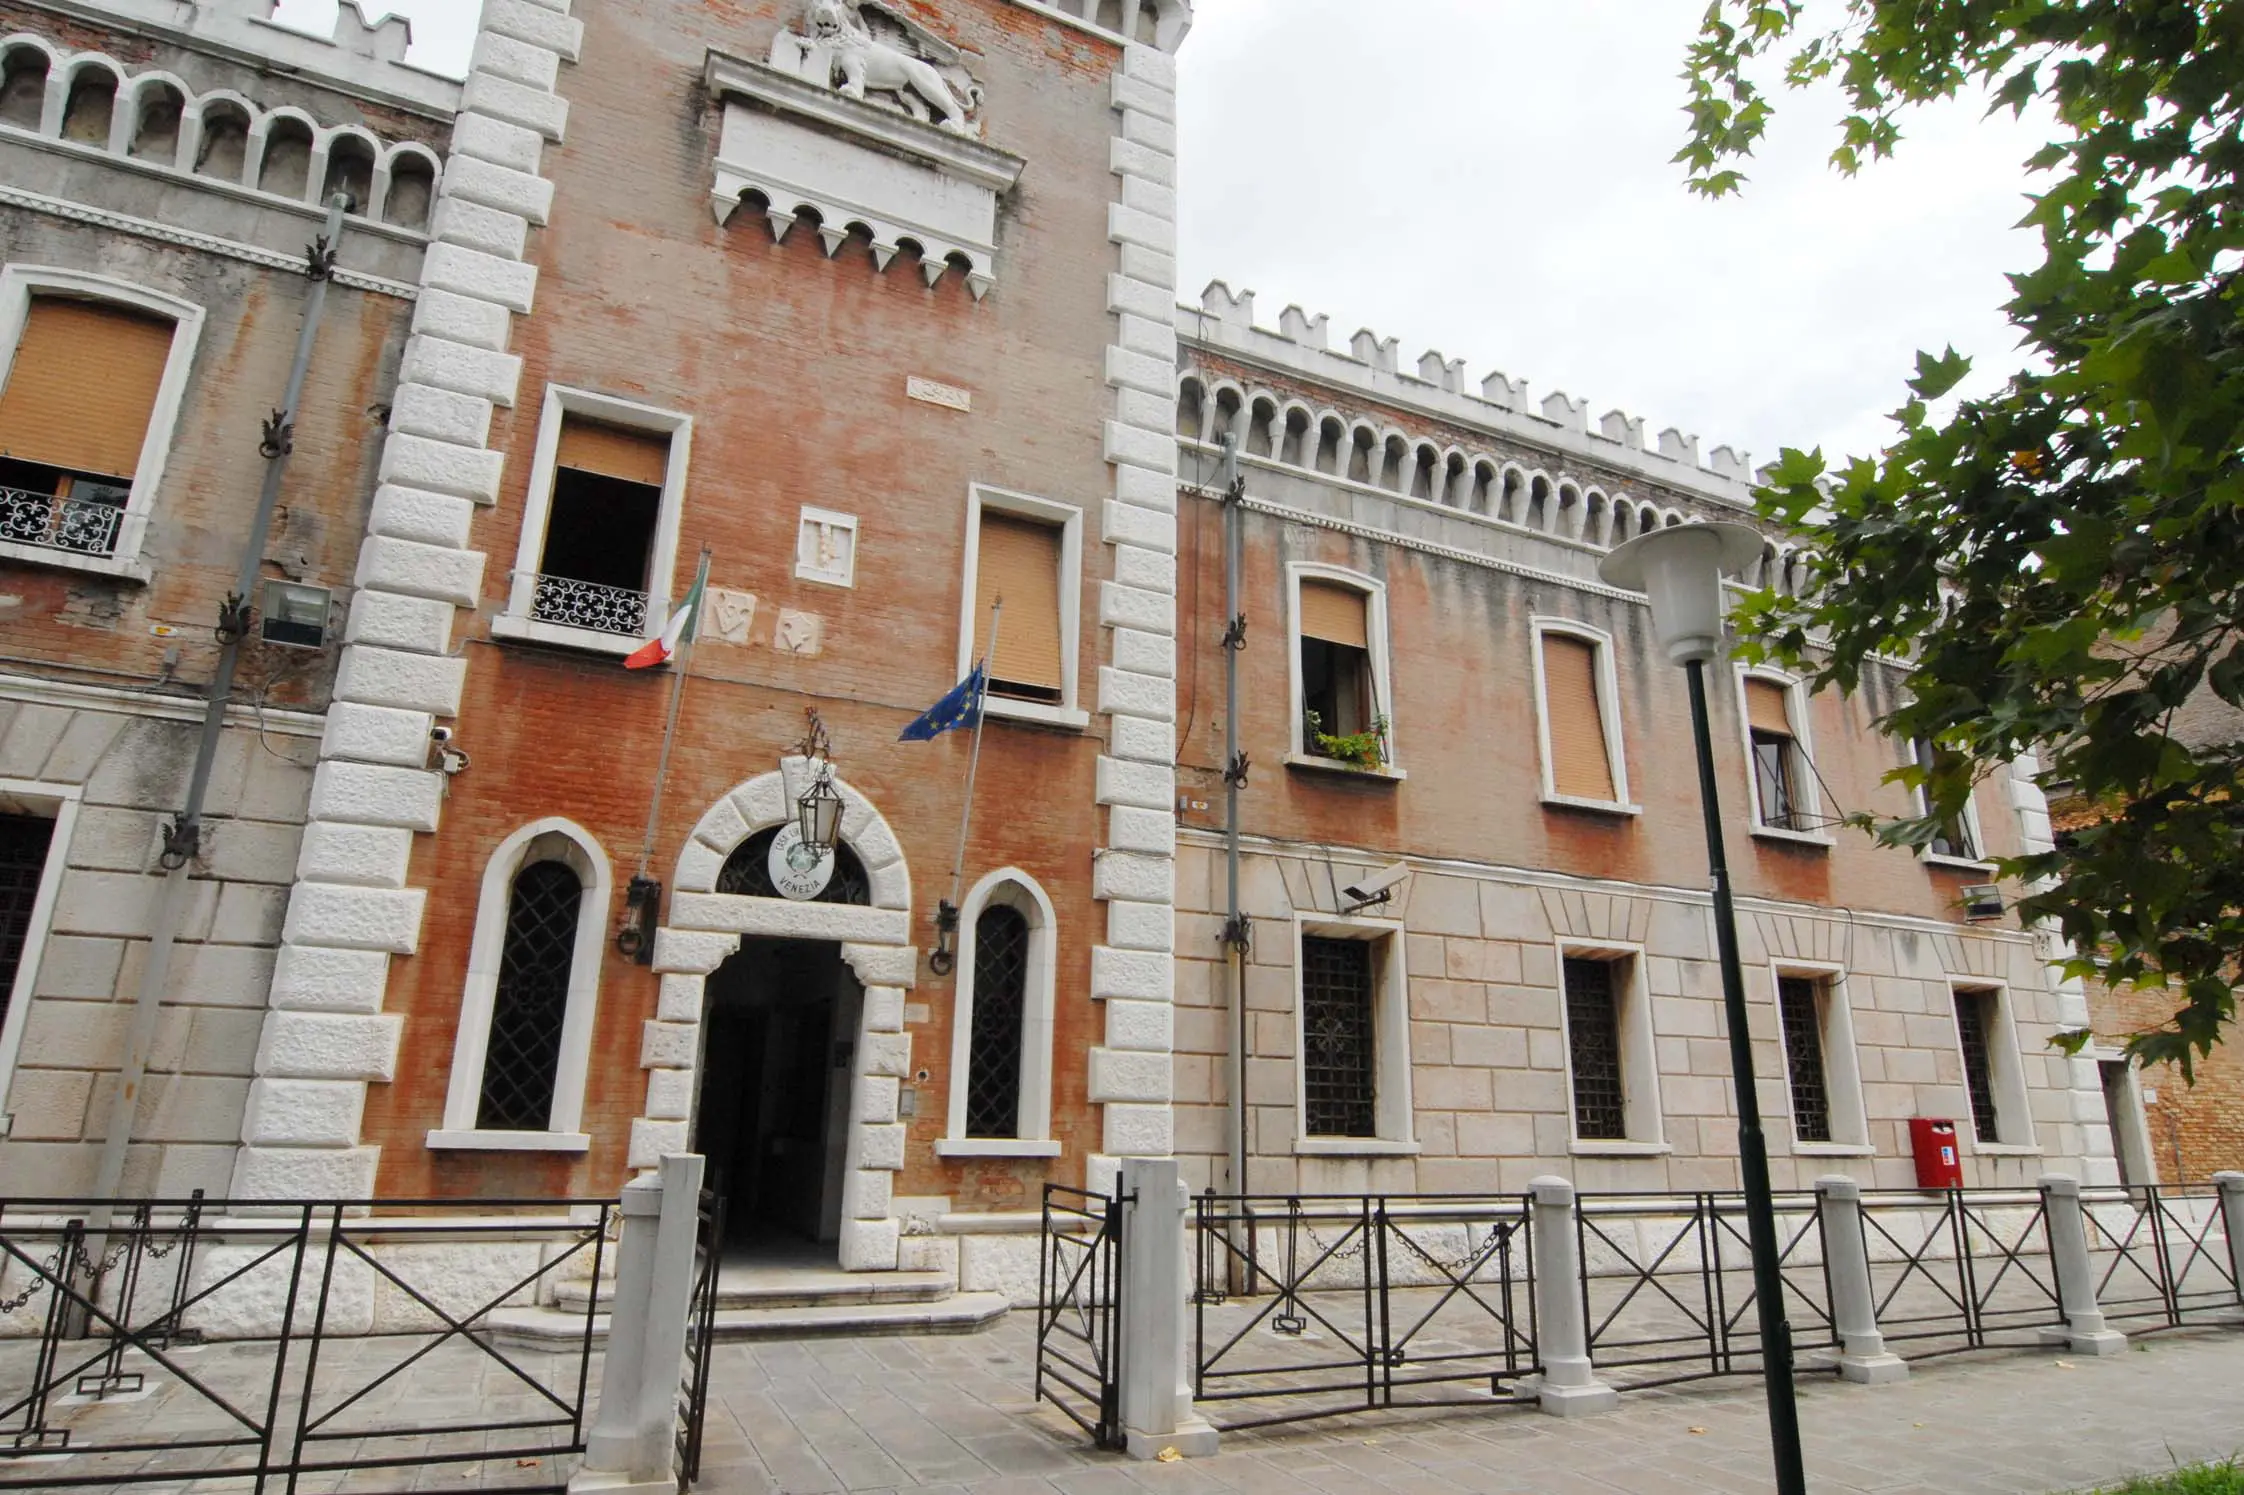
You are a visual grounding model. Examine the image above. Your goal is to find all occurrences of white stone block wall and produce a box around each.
[231,0,582,1201]
[1088,41,1182,1188]
[0,700,315,1197]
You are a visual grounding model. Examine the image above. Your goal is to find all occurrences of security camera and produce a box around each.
[1341,861,1410,910]
[429,725,453,744]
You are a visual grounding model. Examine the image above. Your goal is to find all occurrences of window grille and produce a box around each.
[1301,936,1377,1137]
[477,860,583,1131]
[1778,976,1833,1143]
[0,813,53,1035]
[715,826,870,905]
[1564,957,1627,1141]
[965,905,1030,1138]
[1953,988,2002,1144]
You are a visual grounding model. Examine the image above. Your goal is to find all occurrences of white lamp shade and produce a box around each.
[1597,521,1767,665]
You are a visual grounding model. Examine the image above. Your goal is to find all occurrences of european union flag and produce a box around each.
[899,664,986,741]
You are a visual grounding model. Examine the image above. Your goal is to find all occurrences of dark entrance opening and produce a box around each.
[693,938,862,1255]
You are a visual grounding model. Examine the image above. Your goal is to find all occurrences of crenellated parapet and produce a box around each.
[53,0,462,115]
[1006,0,1193,52]
[1183,279,1766,511]
[0,28,443,231]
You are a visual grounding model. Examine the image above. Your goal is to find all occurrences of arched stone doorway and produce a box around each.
[627,757,917,1271]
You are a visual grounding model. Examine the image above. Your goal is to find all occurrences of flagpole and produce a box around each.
[947,599,1001,913]
[639,547,712,880]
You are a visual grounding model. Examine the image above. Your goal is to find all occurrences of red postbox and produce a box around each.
[1910,1118,1964,1189]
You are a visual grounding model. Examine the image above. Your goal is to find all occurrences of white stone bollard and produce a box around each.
[572,1153,707,1495]
[2039,1173,2128,1356]
[2215,1173,2244,1315]
[1814,1176,1908,1384]
[1116,1157,1219,1460]
[1527,1176,1617,1416]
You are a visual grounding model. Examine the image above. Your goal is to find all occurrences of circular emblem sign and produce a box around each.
[766,824,835,901]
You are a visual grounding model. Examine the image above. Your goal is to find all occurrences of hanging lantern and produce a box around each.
[797,766,843,855]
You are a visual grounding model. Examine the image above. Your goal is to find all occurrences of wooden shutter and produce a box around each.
[1299,581,1368,648]
[1745,678,1794,738]
[1542,633,1617,801]
[556,418,669,488]
[975,512,1064,691]
[0,298,175,481]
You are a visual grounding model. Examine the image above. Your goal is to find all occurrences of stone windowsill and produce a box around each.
[1295,1137,1421,1158]
[1569,1139,1673,1158]
[985,696,1091,732]
[1541,793,1642,818]
[1971,1141,2045,1158]
[1751,823,1835,850]
[1285,751,1407,783]
[0,539,150,584]
[1792,1141,1877,1158]
[1922,851,1998,875]
[426,1128,592,1153]
[491,612,648,658]
[933,1138,1062,1159]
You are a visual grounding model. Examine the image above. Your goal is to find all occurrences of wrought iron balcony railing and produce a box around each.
[530,573,650,637]
[0,486,125,558]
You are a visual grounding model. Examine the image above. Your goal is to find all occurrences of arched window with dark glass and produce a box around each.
[477,859,584,1130]
[965,905,1030,1138]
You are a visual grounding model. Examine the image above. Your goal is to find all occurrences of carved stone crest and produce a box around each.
[768,0,984,136]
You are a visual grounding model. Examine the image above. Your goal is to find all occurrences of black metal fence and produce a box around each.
[0,1195,616,1493]
[1187,1193,1539,1432]
[1860,1189,2064,1359]
[1576,1191,1838,1390]
[1034,1185,1126,1449]
[674,1189,727,1493]
[2082,1187,2239,1333]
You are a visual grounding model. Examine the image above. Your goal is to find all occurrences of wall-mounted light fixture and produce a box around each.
[260,579,332,649]
[617,875,662,962]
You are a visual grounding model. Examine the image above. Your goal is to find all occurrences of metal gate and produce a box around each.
[1033,1184,1126,1449]
[0,1194,613,1492]
[674,1189,726,1492]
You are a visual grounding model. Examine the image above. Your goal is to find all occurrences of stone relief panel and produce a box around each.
[767,1,984,137]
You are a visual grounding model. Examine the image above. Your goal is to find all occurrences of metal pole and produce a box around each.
[637,548,712,880]
[947,600,1001,916]
[1684,658,1806,1495]
[89,195,352,1210]
[1218,436,1247,1208]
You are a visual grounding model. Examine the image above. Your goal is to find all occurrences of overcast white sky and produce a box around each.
[291,0,2043,465]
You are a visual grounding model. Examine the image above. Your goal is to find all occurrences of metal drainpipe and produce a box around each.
[88,196,352,1210]
[1216,436,1251,1282]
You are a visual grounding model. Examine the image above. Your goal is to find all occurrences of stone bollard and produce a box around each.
[1814,1176,1908,1384]
[2215,1173,2244,1315]
[1527,1176,1617,1416]
[572,1153,706,1495]
[2039,1173,2128,1356]
[1116,1157,1219,1461]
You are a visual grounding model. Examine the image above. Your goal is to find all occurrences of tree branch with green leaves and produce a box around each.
[1682,0,2244,1074]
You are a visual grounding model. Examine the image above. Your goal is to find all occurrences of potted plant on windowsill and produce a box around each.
[1305,711,1390,772]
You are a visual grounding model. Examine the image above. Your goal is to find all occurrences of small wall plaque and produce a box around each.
[795,508,858,588]
[907,376,972,412]
[704,588,757,644]
[775,609,824,656]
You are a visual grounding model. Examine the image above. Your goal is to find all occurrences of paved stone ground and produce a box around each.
[691,1318,2244,1495]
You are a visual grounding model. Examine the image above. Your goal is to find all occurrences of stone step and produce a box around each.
[555,1268,957,1314]
[488,1292,1009,1348]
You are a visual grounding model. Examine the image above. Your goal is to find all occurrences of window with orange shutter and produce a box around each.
[530,416,673,637]
[1540,632,1618,802]
[974,512,1065,703]
[0,297,175,534]
[1745,677,1806,830]
[1298,580,1381,760]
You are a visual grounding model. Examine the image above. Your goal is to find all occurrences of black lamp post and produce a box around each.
[1600,521,1807,1495]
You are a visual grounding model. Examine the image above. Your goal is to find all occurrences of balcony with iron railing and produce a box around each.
[529,573,650,637]
[0,485,125,558]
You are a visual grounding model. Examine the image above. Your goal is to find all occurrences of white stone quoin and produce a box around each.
[234,0,583,1199]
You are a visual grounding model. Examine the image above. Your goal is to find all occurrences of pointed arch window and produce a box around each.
[430,820,612,1152]
[938,870,1059,1158]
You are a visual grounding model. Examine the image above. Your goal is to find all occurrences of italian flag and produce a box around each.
[624,562,706,670]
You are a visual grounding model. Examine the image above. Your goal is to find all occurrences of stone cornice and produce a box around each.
[703,51,1026,195]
